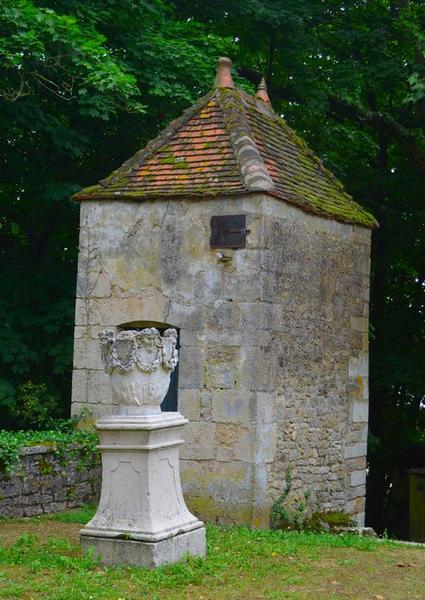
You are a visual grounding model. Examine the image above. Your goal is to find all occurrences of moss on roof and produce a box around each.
[74,87,377,229]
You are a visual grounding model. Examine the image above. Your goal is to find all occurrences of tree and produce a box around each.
[1,0,424,536]
[0,0,234,427]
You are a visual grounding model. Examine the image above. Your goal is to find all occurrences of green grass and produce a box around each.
[0,507,424,599]
[0,504,95,525]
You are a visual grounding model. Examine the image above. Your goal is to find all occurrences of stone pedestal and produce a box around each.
[80,411,206,567]
[80,327,205,566]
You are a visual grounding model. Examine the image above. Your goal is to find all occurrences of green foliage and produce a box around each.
[0,0,424,536]
[0,0,236,428]
[0,515,417,600]
[14,381,57,427]
[0,533,99,572]
[0,422,99,475]
[304,511,355,532]
[48,504,96,524]
[0,0,144,116]
[271,467,354,532]
[270,466,311,531]
[0,504,97,524]
[37,455,53,475]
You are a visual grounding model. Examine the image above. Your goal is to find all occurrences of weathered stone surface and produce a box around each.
[81,527,206,568]
[178,346,204,389]
[344,443,368,459]
[0,445,100,517]
[72,194,371,527]
[73,337,105,370]
[87,295,169,327]
[87,370,114,405]
[351,470,367,487]
[204,346,240,390]
[254,422,277,464]
[352,401,369,423]
[215,423,252,462]
[181,422,216,460]
[255,392,275,424]
[98,327,178,413]
[211,390,253,424]
[178,389,201,421]
[80,411,205,569]
[181,459,254,524]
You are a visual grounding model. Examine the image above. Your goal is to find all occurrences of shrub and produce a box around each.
[15,381,57,427]
[270,466,353,532]
[270,466,311,531]
[303,510,355,532]
[0,419,99,475]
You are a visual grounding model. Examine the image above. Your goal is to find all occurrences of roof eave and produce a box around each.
[265,190,378,229]
[73,187,378,229]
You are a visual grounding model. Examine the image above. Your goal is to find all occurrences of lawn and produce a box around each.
[0,507,424,599]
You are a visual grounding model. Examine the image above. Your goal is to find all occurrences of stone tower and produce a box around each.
[72,57,377,528]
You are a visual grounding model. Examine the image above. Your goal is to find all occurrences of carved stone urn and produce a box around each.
[80,326,206,568]
[98,328,178,414]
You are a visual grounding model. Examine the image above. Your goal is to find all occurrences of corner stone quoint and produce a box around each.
[71,58,376,529]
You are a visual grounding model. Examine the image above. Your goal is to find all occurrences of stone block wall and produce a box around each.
[0,445,101,517]
[260,197,370,526]
[72,196,271,526]
[71,193,371,527]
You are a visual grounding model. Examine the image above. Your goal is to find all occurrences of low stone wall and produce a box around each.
[0,445,101,517]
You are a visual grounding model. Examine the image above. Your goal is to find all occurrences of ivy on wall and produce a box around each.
[0,426,99,475]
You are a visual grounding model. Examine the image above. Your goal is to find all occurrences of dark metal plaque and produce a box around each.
[210,214,248,249]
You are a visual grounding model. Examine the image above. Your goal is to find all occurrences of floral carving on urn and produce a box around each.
[98,328,178,413]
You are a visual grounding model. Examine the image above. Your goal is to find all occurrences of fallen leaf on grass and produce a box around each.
[373,595,385,599]
[396,562,416,568]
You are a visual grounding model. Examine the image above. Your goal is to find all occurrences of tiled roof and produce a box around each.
[74,85,377,229]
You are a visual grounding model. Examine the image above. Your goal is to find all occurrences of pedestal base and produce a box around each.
[80,412,206,567]
[81,526,206,568]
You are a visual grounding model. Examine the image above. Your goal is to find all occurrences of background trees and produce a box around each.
[1,0,424,536]
[0,0,234,425]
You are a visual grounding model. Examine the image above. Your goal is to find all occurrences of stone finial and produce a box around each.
[256,77,271,104]
[98,328,178,413]
[214,57,234,88]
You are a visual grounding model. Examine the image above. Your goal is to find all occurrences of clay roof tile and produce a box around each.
[73,58,377,229]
